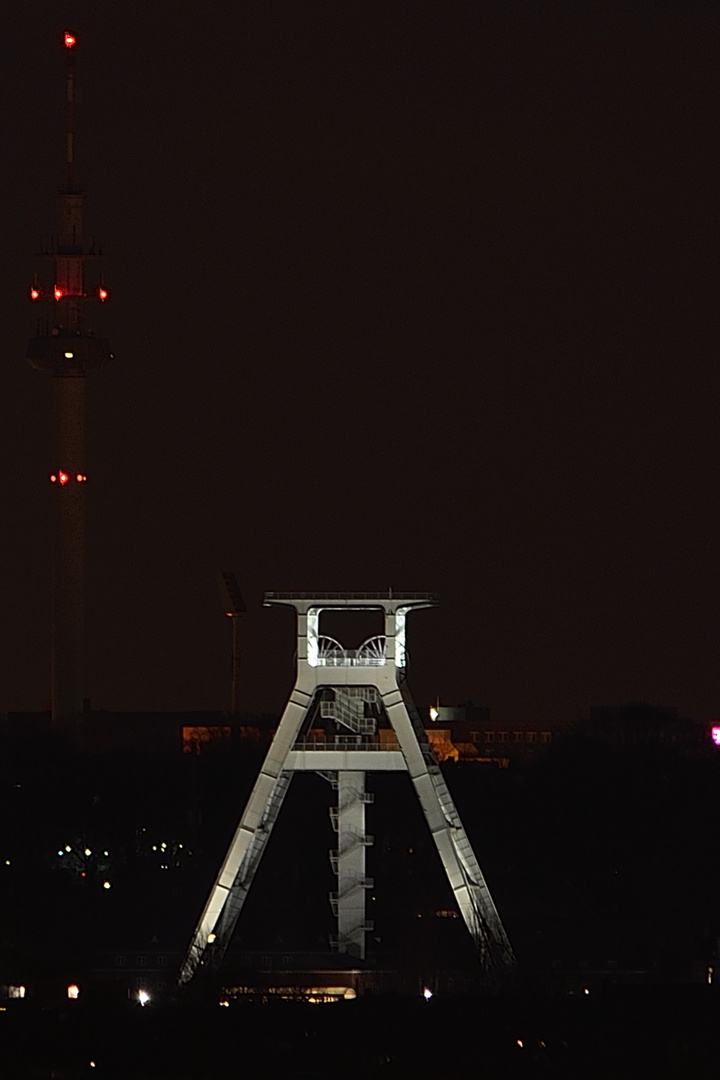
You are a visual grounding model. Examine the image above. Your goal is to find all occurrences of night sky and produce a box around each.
[0,2,717,725]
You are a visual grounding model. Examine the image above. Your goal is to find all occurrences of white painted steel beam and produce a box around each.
[333,772,371,958]
[286,750,405,771]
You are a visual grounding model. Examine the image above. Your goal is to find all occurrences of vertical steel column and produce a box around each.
[334,771,371,958]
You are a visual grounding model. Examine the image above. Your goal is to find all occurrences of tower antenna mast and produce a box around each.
[26,31,113,723]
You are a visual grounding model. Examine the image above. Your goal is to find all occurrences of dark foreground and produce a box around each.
[1,986,719,1079]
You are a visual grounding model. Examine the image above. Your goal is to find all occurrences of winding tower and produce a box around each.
[179,592,515,988]
[26,32,113,721]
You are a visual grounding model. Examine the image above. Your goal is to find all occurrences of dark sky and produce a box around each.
[0,2,717,724]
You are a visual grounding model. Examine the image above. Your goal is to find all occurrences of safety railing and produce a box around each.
[293,736,400,752]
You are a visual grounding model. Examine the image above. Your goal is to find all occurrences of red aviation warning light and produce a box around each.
[98,287,108,302]
[30,286,40,301]
[50,472,85,484]
[64,33,76,49]
[54,285,65,301]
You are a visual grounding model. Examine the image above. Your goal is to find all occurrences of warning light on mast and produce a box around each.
[30,286,40,301]
[54,285,64,301]
[50,471,71,486]
[64,33,76,49]
[98,287,108,302]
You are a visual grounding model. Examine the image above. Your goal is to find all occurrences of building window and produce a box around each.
[485,732,495,743]
[115,955,126,967]
[158,956,167,967]
[526,731,536,743]
[496,731,507,743]
[512,731,523,743]
[540,731,552,743]
[470,731,480,743]
[136,956,146,968]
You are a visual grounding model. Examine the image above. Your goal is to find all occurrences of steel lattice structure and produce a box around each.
[179,593,515,987]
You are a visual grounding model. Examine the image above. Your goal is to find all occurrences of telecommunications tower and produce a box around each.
[179,592,516,988]
[26,32,113,721]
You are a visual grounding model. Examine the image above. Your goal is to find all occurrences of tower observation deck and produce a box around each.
[26,33,113,721]
[179,592,516,989]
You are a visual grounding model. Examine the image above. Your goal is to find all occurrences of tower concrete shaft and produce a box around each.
[26,32,112,721]
[179,592,516,988]
[52,375,85,719]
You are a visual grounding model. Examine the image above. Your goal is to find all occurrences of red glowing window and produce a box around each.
[64,33,76,49]
[54,286,64,301]
[30,287,40,301]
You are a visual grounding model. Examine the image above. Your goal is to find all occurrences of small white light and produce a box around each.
[65,845,72,852]
[67,984,80,1000]
[64,351,74,359]
[422,987,433,1000]
[207,932,216,943]
[429,707,439,721]
[84,848,92,856]
[138,990,150,1006]
[103,881,111,890]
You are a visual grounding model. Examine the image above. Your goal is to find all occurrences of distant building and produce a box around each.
[2,700,710,760]
[580,702,708,754]
[426,701,570,765]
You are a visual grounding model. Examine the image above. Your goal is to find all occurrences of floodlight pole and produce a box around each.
[230,614,240,716]
[218,572,246,716]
